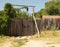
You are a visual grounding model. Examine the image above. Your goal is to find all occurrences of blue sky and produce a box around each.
[0,0,49,13]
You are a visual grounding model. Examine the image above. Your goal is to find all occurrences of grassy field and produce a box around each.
[0,30,60,47]
[30,30,60,43]
[0,36,27,47]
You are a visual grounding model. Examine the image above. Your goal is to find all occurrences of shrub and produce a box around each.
[0,15,9,35]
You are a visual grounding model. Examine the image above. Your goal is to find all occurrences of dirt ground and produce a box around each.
[0,36,60,47]
[21,40,60,47]
[0,31,60,47]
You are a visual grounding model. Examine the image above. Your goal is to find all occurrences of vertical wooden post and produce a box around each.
[32,7,40,38]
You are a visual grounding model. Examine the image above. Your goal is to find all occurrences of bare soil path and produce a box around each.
[21,40,60,47]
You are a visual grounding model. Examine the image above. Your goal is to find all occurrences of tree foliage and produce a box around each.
[4,3,16,18]
[0,15,9,35]
[35,0,60,17]
[16,11,29,18]
[0,3,16,35]
[0,11,4,16]
[45,0,60,15]
[0,3,31,35]
[15,8,29,18]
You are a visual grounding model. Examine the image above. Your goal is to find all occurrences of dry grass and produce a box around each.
[40,30,60,43]
[29,30,60,43]
[0,30,60,47]
[0,36,27,47]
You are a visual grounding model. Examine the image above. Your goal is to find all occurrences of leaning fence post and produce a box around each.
[32,7,40,38]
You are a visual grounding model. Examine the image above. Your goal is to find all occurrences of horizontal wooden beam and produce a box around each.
[12,4,35,7]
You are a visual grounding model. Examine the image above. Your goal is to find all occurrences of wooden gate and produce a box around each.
[8,18,35,36]
[22,19,35,36]
[8,18,23,36]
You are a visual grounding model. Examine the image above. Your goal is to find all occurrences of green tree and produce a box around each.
[46,5,59,15]
[0,11,4,16]
[16,11,29,18]
[45,0,60,15]
[38,9,47,15]
[4,3,16,18]
[36,0,60,16]
[14,8,29,18]
[0,15,9,35]
[0,3,16,35]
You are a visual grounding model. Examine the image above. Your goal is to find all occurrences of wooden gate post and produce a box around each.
[32,7,40,38]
